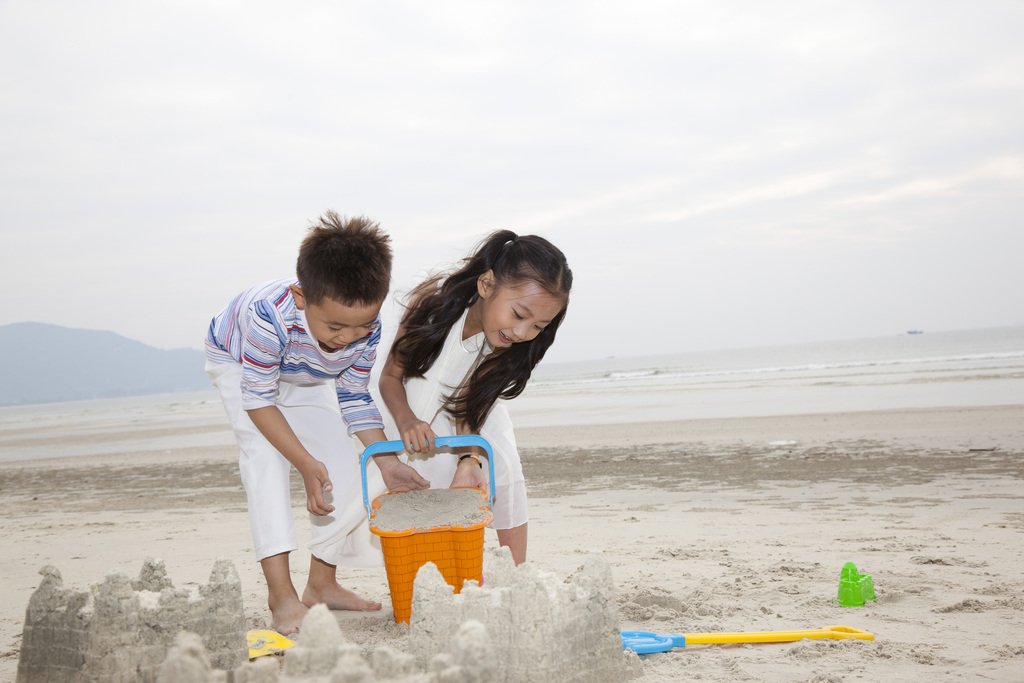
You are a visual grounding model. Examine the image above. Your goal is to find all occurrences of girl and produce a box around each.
[377,230,572,564]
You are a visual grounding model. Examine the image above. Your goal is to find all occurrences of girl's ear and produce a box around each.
[477,270,496,299]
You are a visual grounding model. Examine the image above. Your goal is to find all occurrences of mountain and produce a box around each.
[0,322,211,406]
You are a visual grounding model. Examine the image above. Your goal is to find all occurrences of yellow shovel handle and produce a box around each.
[685,625,874,645]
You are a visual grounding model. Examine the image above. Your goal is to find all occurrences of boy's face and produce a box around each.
[290,285,381,353]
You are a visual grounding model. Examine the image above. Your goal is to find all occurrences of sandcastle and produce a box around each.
[157,604,500,682]
[409,548,640,682]
[160,549,639,682]
[16,557,246,683]
[18,550,640,682]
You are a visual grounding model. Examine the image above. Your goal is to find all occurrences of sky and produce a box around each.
[1,0,1022,364]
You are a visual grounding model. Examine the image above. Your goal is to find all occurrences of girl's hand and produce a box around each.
[299,459,335,516]
[451,455,488,491]
[374,454,431,493]
[399,420,437,453]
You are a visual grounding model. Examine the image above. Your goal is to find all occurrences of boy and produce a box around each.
[205,211,428,635]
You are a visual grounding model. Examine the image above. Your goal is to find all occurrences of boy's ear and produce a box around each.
[289,284,306,309]
[477,270,496,299]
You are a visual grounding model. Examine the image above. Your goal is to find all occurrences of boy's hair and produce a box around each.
[393,229,572,432]
[296,211,392,306]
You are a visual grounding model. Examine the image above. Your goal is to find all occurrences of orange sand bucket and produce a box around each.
[360,436,496,623]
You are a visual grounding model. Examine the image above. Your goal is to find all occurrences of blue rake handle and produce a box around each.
[360,435,496,523]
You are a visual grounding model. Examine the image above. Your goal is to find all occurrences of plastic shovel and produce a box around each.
[246,629,295,658]
[622,625,874,654]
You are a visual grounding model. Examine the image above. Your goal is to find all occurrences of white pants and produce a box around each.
[206,360,383,567]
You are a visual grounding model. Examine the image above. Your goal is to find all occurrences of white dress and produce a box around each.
[382,308,528,530]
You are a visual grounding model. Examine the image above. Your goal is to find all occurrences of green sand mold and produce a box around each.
[837,562,876,607]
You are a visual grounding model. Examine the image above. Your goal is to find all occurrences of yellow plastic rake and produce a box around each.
[621,625,874,653]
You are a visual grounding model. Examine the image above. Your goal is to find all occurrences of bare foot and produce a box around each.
[269,594,308,636]
[302,582,382,611]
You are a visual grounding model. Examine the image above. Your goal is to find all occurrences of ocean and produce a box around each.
[1,326,1021,462]
[512,325,1024,426]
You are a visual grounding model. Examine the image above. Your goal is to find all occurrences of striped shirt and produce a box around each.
[205,278,383,435]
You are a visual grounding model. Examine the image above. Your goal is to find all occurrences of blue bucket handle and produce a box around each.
[360,435,496,523]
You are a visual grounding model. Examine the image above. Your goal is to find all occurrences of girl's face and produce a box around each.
[473,274,565,348]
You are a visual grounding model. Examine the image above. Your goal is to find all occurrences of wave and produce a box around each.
[607,370,659,379]
[532,351,1024,388]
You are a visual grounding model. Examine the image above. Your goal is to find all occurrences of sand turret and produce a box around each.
[16,557,246,683]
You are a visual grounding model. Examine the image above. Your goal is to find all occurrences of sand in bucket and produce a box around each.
[372,488,491,532]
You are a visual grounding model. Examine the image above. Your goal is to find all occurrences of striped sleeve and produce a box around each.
[335,323,384,435]
[239,298,289,410]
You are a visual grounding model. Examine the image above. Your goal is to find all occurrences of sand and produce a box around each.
[1,404,1023,681]
[370,488,492,533]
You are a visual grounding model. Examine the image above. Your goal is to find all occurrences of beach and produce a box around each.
[1,397,1023,681]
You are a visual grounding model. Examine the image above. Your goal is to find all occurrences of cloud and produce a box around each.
[1,0,1022,360]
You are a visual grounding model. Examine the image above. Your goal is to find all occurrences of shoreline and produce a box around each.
[1,403,1022,681]
[516,403,1024,450]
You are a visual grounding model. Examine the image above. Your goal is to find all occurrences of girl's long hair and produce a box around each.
[393,230,573,432]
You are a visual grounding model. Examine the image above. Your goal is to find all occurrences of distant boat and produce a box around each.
[906,330,924,335]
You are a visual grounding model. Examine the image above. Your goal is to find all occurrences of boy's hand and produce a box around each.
[299,459,335,516]
[451,456,488,491]
[374,454,431,493]
[399,420,437,453]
